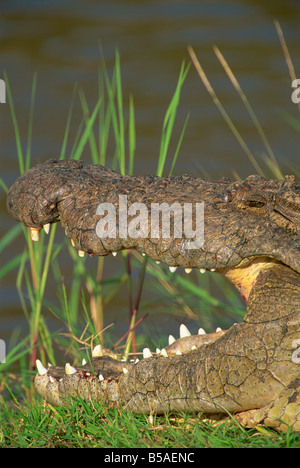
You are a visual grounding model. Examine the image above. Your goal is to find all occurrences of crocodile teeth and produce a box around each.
[49,376,55,383]
[123,367,129,374]
[156,348,161,355]
[180,324,191,338]
[185,268,192,274]
[169,266,177,273]
[65,363,77,375]
[78,250,85,257]
[216,327,222,332]
[99,374,104,381]
[36,359,47,376]
[135,358,139,363]
[168,335,176,345]
[199,269,206,274]
[71,239,75,247]
[82,358,87,365]
[92,344,103,357]
[198,328,206,335]
[176,350,182,355]
[155,261,160,264]
[43,223,50,234]
[29,227,40,242]
[191,345,197,350]
[112,252,117,256]
[143,348,152,359]
[160,348,168,357]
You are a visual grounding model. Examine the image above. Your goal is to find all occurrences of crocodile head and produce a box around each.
[7,159,300,431]
[7,158,300,279]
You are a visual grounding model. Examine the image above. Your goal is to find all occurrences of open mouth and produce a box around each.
[7,160,300,431]
[34,320,228,409]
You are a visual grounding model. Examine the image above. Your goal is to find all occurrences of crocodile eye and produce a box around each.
[247,200,265,208]
[224,190,233,202]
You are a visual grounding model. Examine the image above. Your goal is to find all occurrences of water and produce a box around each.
[1,0,300,350]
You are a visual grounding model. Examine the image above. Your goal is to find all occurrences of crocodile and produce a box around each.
[7,158,300,432]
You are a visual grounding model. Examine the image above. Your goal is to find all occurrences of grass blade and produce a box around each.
[25,72,37,171]
[157,61,189,177]
[3,72,24,174]
[213,46,282,178]
[128,94,136,175]
[188,46,264,176]
[72,98,102,161]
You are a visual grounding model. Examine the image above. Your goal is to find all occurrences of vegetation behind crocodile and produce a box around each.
[7,159,300,432]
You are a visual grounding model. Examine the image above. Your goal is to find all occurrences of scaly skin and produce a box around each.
[7,159,300,431]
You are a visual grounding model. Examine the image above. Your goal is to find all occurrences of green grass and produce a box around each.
[0,45,299,448]
[0,391,299,448]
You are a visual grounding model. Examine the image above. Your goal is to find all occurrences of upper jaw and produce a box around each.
[25,222,282,278]
[6,160,300,275]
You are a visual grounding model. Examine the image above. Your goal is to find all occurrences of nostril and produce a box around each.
[224,190,233,203]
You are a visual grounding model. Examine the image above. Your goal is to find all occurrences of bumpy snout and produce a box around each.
[6,159,80,238]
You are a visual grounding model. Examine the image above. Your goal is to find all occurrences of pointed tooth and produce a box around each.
[156,348,161,355]
[36,359,47,376]
[216,327,222,332]
[135,358,139,363]
[71,239,75,247]
[198,328,206,335]
[29,227,40,242]
[199,269,206,274]
[210,269,216,272]
[142,252,146,257]
[176,350,182,355]
[49,376,55,383]
[92,344,103,357]
[99,374,104,382]
[143,348,152,359]
[155,261,160,264]
[168,335,176,345]
[43,223,50,234]
[65,363,77,375]
[160,348,168,357]
[82,358,87,365]
[169,266,177,273]
[191,345,197,350]
[180,324,191,338]
[123,367,129,374]
[112,251,117,257]
[184,268,192,274]
[78,250,85,257]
